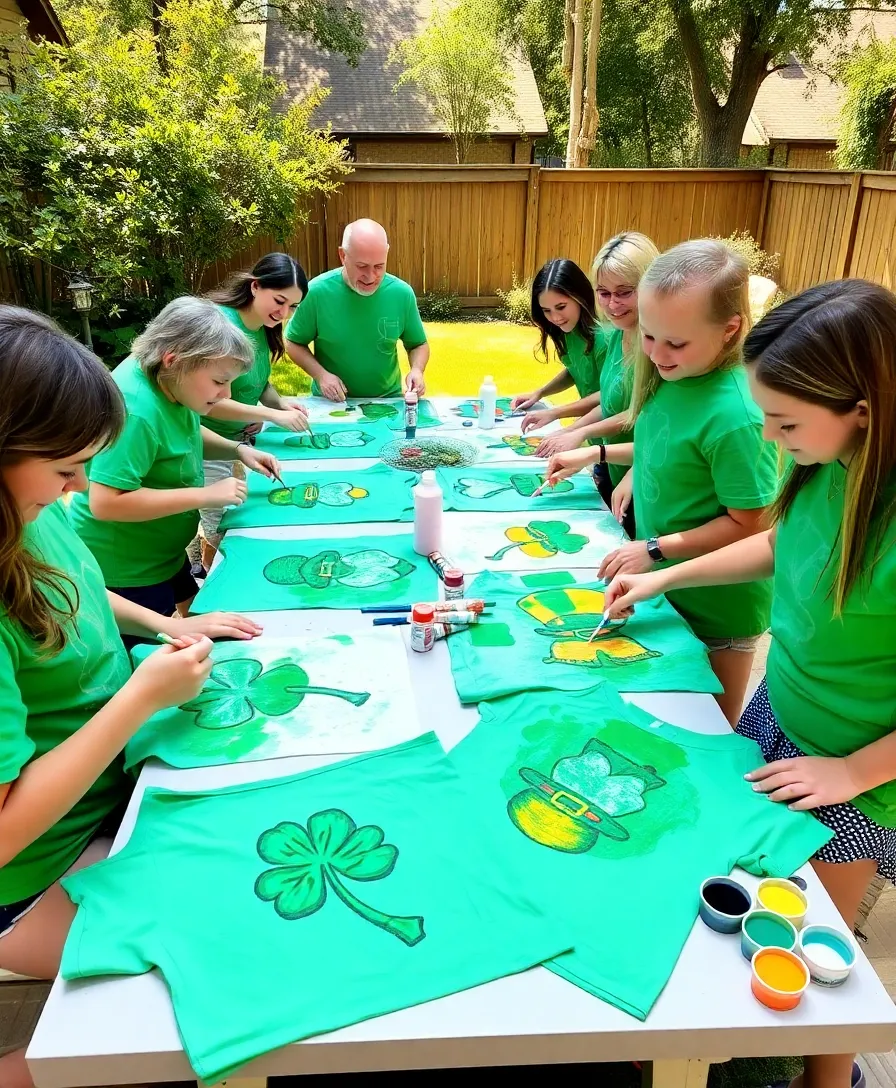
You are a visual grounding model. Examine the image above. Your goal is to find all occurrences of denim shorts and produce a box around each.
[702,634,763,653]
[0,892,43,940]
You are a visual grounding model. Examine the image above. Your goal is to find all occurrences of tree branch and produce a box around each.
[668,0,719,118]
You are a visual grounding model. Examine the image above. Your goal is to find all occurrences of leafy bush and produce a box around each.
[715,230,780,281]
[417,282,462,321]
[497,274,533,324]
[0,0,348,315]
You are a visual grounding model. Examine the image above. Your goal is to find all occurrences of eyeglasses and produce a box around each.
[596,287,636,303]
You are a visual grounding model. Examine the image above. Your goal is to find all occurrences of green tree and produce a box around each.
[390,0,518,164]
[0,0,348,315]
[668,0,896,167]
[835,39,896,169]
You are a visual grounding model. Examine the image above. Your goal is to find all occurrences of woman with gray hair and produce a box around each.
[71,297,281,637]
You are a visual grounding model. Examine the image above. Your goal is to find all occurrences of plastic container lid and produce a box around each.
[444,568,464,587]
[412,603,435,623]
[420,470,436,484]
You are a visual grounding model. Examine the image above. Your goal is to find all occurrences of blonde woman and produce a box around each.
[546,240,778,724]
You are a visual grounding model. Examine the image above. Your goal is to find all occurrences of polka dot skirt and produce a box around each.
[738,680,896,884]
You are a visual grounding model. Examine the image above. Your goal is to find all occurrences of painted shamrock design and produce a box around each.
[452,397,515,419]
[358,402,398,421]
[180,658,370,730]
[268,482,369,510]
[263,549,416,590]
[488,435,542,458]
[454,474,573,501]
[283,430,376,451]
[487,520,589,561]
[254,809,426,945]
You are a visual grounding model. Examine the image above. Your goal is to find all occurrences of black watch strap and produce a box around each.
[646,536,665,563]
[599,441,607,465]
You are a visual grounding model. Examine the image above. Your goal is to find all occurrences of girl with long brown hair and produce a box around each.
[603,278,896,1088]
[0,307,256,1088]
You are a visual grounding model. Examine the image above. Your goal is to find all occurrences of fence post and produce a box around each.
[522,165,541,283]
[755,171,772,249]
[836,173,864,278]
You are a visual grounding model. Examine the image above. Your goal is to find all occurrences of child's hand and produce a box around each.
[270,407,309,432]
[203,477,248,509]
[238,446,282,480]
[544,447,595,487]
[165,613,263,642]
[128,637,213,714]
[520,408,554,434]
[512,391,540,411]
[603,571,668,618]
[745,757,862,810]
[611,470,634,524]
[598,540,654,581]
[536,430,583,458]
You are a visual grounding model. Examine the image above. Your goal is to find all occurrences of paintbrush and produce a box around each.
[587,611,612,643]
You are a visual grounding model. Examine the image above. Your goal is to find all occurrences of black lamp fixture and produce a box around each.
[67,272,94,350]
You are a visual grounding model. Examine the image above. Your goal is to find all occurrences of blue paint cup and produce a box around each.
[699,876,752,934]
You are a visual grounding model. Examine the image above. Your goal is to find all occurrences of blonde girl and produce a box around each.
[603,278,896,1088]
[70,297,280,635]
[0,307,240,1088]
[546,240,778,724]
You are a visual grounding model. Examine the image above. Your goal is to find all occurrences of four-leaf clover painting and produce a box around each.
[254,809,426,946]
[487,520,589,562]
[180,659,370,730]
[284,430,376,452]
[263,548,416,590]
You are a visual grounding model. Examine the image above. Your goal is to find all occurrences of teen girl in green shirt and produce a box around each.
[603,278,896,1088]
[546,241,778,726]
[198,253,309,570]
[511,258,607,427]
[0,308,258,1088]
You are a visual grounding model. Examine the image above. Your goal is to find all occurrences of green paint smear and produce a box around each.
[520,571,578,588]
[470,623,516,648]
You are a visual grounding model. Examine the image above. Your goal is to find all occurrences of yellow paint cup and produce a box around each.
[751,948,810,1011]
[755,878,809,930]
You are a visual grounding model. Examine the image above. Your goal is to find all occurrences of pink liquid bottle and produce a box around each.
[413,470,443,556]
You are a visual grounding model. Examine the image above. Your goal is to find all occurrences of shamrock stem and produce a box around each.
[293,685,371,708]
[486,542,523,561]
[325,870,425,946]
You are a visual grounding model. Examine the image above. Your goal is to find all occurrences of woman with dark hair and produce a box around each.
[199,253,310,567]
[511,258,607,443]
[0,307,226,1088]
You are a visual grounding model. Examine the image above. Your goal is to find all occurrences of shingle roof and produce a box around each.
[743,12,896,144]
[264,0,548,137]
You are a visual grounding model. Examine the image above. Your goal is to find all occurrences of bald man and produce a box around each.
[284,219,430,400]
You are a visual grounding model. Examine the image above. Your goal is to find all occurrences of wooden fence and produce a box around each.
[5,165,896,307]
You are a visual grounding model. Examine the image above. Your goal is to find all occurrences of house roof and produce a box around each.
[264,0,548,138]
[743,12,896,145]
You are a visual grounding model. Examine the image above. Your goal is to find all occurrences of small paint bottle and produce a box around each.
[413,471,442,556]
[478,374,498,430]
[443,567,465,601]
[404,389,418,438]
[410,603,435,653]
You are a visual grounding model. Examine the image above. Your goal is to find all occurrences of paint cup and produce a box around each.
[698,876,752,934]
[799,924,857,987]
[755,878,809,930]
[741,910,798,962]
[751,947,810,1011]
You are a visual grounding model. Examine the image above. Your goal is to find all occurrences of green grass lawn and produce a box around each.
[270,319,577,404]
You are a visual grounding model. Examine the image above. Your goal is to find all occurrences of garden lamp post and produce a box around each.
[67,273,94,350]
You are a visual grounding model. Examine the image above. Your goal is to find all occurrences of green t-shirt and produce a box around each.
[560,326,606,400]
[220,464,416,531]
[61,734,571,1083]
[633,366,778,639]
[192,531,439,614]
[767,462,896,826]
[201,306,271,440]
[447,686,832,1020]
[0,502,131,904]
[285,269,427,398]
[437,465,602,514]
[447,569,721,703]
[71,356,204,588]
[252,419,393,459]
[599,329,634,489]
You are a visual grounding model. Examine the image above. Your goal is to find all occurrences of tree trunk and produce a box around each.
[640,95,653,168]
[876,93,896,170]
[572,0,601,167]
[562,0,574,80]
[151,0,168,73]
[565,0,584,167]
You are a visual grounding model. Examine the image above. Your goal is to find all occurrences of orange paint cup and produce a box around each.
[751,948,810,1011]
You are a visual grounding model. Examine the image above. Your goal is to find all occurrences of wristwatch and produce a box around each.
[598,441,607,465]
[646,536,666,563]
